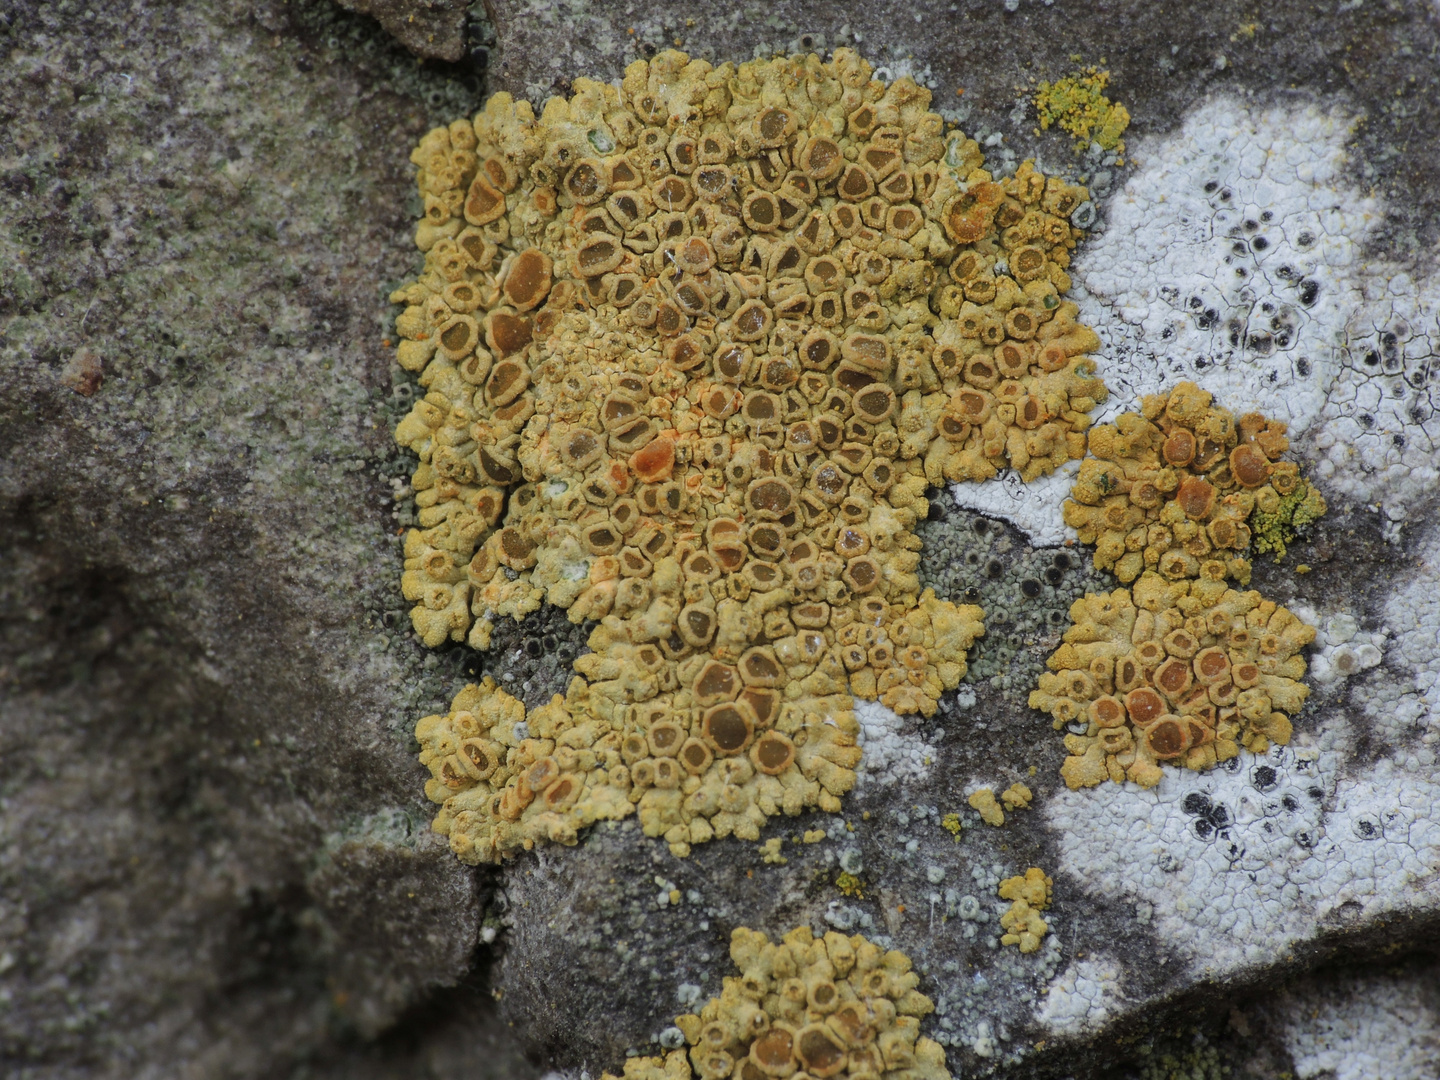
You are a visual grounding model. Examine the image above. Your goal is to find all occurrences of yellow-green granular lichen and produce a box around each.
[836,870,866,898]
[393,47,1113,863]
[1249,478,1328,560]
[1128,1028,1229,1080]
[940,811,962,840]
[1033,67,1131,154]
[603,926,951,1080]
[998,867,1052,953]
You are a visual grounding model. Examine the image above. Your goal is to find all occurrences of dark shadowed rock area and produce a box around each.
[2,1,1438,1078]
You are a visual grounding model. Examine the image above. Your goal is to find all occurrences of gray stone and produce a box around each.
[4,0,1440,1077]
[0,0,525,1074]
[332,0,470,62]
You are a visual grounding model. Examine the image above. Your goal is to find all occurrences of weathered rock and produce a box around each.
[332,0,469,62]
[4,0,1440,1077]
[0,0,525,1074]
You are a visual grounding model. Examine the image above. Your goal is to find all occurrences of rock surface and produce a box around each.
[0,0,520,1074]
[331,0,470,62]
[2,0,1439,1078]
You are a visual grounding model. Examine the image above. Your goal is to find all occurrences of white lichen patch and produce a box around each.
[948,460,1079,547]
[1289,605,1387,689]
[1382,526,1440,727]
[852,697,938,786]
[1046,700,1440,992]
[1343,524,1440,753]
[956,95,1440,543]
[1035,956,1126,1035]
[1277,967,1440,1080]
[1048,731,1338,972]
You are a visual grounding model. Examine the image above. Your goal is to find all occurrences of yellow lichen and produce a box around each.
[1033,68,1130,154]
[1000,782,1032,811]
[601,1051,692,1080]
[759,837,788,864]
[998,867,1052,953]
[395,48,1113,862]
[1063,382,1326,586]
[1029,572,1314,789]
[967,787,1005,827]
[604,926,951,1080]
[836,870,866,898]
[940,812,962,840]
[1250,478,1329,561]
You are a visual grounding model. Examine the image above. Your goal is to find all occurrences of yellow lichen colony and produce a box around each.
[394,48,1111,861]
[1031,573,1314,789]
[604,926,951,1080]
[998,868,1052,954]
[1038,382,1325,790]
[1063,382,1326,586]
[1032,68,1131,155]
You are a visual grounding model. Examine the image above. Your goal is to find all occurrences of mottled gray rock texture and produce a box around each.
[332,0,470,62]
[3,0,1439,1078]
[0,0,522,1075]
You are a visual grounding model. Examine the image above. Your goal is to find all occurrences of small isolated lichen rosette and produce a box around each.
[604,926,950,1080]
[998,867,1053,953]
[1063,381,1326,586]
[394,48,1111,862]
[1031,573,1315,788]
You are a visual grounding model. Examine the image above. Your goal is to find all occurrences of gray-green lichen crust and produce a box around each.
[917,499,1109,693]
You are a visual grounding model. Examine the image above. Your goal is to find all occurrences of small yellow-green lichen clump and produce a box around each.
[604,926,951,1080]
[1030,572,1314,789]
[1249,474,1329,560]
[998,867,1052,953]
[395,48,1111,861]
[1063,381,1327,586]
[1033,67,1130,154]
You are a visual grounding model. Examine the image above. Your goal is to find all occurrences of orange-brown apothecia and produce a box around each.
[394,48,1116,860]
[1029,572,1314,789]
[603,926,951,1080]
[1062,381,1325,585]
